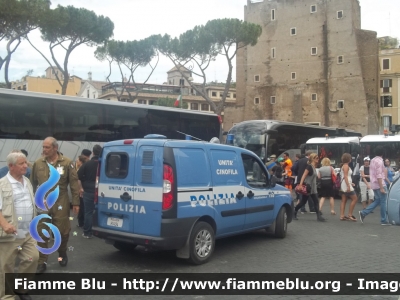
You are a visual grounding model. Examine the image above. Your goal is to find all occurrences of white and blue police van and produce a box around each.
[92,135,293,264]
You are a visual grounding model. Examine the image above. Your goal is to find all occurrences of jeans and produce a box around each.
[361,186,388,224]
[83,192,95,237]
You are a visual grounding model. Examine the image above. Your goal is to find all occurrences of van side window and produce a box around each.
[106,153,129,178]
[241,154,268,188]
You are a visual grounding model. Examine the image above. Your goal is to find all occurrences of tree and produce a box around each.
[153,96,188,109]
[0,0,50,88]
[95,36,159,102]
[0,82,7,88]
[379,36,399,50]
[27,5,114,95]
[157,18,262,116]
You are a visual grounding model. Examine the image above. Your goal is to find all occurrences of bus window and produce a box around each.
[180,113,220,141]
[0,96,51,140]
[53,100,103,141]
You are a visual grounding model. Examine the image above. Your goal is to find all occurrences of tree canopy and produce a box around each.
[379,36,399,50]
[157,18,262,115]
[0,0,50,87]
[27,5,114,94]
[95,35,160,102]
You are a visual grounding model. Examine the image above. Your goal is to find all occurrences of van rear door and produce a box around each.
[97,146,135,233]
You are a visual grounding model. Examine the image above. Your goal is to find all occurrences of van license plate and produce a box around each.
[107,217,123,228]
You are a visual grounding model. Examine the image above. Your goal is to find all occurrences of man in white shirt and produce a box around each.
[0,151,38,300]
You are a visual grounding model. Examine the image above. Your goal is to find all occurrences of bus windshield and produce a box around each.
[230,122,266,159]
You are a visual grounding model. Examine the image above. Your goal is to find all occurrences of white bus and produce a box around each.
[226,120,361,163]
[0,89,221,167]
[360,134,400,169]
[305,136,361,168]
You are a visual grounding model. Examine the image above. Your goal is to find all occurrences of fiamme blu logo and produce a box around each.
[29,163,61,255]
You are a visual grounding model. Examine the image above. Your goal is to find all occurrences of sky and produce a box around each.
[1,0,399,85]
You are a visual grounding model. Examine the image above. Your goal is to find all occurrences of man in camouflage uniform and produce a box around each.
[30,137,80,274]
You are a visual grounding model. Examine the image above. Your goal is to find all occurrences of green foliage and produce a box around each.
[40,5,114,47]
[379,36,399,50]
[0,82,7,88]
[153,97,188,109]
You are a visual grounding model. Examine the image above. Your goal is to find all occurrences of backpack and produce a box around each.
[334,168,342,190]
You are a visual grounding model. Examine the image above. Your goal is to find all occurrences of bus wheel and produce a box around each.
[188,222,215,265]
[113,241,137,253]
[274,207,287,238]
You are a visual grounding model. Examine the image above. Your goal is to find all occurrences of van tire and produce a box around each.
[113,241,137,252]
[188,222,215,265]
[274,207,287,238]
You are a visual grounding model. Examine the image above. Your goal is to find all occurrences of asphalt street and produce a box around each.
[24,199,399,300]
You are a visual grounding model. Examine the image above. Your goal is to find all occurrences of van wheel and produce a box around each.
[274,207,287,238]
[113,241,137,253]
[188,222,215,265]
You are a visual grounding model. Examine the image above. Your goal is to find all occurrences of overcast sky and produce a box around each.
[1,0,399,84]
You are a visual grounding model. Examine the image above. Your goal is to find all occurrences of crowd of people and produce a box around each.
[267,146,395,225]
[0,137,101,300]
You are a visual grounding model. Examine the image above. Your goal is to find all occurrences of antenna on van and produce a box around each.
[176,131,203,141]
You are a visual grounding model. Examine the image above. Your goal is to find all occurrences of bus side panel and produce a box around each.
[133,145,164,237]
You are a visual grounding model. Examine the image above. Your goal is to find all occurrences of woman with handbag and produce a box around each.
[318,157,336,215]
[339,153,358,221]
[294,153,326,221]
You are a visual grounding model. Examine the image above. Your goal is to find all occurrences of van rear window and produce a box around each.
[106,153,129,178]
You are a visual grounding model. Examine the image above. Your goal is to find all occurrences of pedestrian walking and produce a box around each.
[293,153,325,222]
[0,151,38,300]
[30,137,80,274]
[359,157,374,209]
[282,152,293,190]
[359,146,391,225]
[339,153,358,221]
[318,157,336,215]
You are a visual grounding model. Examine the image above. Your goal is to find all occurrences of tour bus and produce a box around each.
[226,120,361,163]
[360,134,400,170]
[0,89,221,167]
[304,136,361,168]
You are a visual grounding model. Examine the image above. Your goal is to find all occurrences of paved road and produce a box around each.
[27,199,399,300]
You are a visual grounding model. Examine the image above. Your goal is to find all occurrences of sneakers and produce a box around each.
[82,233,93,239]
[358,211,365,223]
[381,223,392,226]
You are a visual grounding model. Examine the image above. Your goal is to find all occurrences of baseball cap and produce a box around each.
[277,157,284,163]
[364,156,370,161]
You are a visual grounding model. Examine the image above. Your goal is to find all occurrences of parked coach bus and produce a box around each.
[361,134,400,170]
[226,120,361,163]
[0,89,221,167]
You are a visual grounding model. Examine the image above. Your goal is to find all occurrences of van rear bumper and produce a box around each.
[92,217,198,250]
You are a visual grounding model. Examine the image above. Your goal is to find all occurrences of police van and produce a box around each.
[92,135,293,264]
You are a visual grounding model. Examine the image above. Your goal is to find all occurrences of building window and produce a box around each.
[201,104,209,111]
[138,99,147,104]
[179,79,184,86]
[381,95,393,107]
[337,100,344,109]
[381,79,392,93]
[254,97,260,105]
[190,103,199,110]
[337,10,343,19]
[226,93,231,98]
[219,92,224,98]
[382,58,390,70]
[271,47,276,59]
[87,89,90,98]
[270,96,276,104]
[337,55,344,64]
[149,100,156,105]
[310,5,317,13]
[233,93,236,99]
[93,92,96,98]
[311,93,317,101]
[290,27,296,36]
[311,47,317,55]
[211,91,217,97]
[271,9,275,21]
[382,115,392,129]
[254,75,260,82]
[56,90,59,93]
[291,72,296,80]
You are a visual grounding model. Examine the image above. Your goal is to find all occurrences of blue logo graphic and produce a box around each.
[29,163,61,255]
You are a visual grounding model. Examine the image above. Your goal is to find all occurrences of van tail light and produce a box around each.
[162,164,174,210]
[94,161,101,204]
